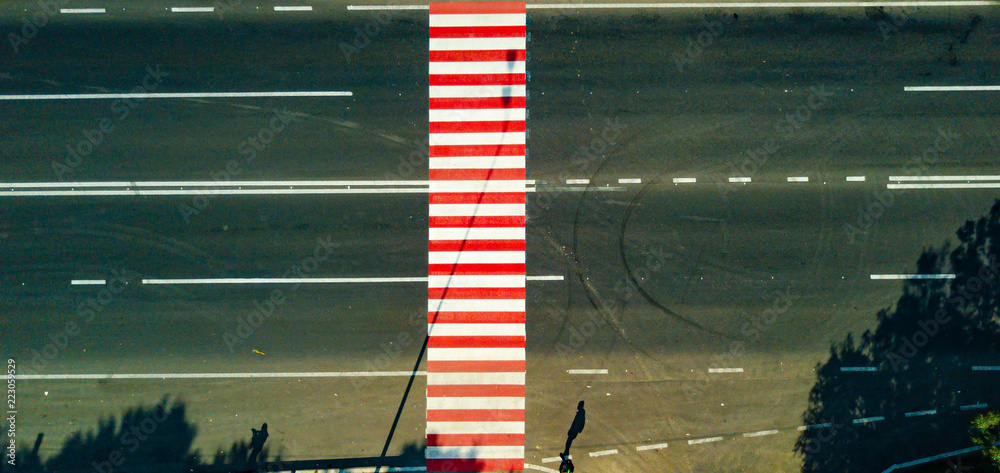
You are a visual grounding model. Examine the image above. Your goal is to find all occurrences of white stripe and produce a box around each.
[618,178,642,184]
[429,38,525,51]
[427,348,525,361]
[429,132,526,146]
[71,279,106,285]
[961,403,988,410]
[708,367,743,373]
[430,156,526,169]
[565,179,590,184]
[427,372,526,385]
[428,13,525,27]
[688,437,723,445]
[635,443,669,451]
[904,409,937,417]
[905,85,1000,92]
[429,323,526,337]
[0,188,433,197]
[170,6,215,12]
[427,397,525,409]
[429,85,526,99]
[787,176,809,182]
[274,5,313,11]
[589,449,618,457]
[429,275,526,287]
[869,274,955,280]
[566,369,608,374]
[541,456,570,463]
[0,91,350,100]
[889,175,1000,181]
[852,416,884,424]
[429,204,525,217]
[728,177,751,183]
[429,299,526,313]
[16,371,424,380]
[429,227,526,241]
[426,421,524,434]
[846,176,866,182]
[430,61,526,75]
[0,180,427,188]
[429,251,525,264]
[429,108,526,122]
[971,366,1000,370]
[888,183,1000,189]
[673,177,697,184]
[743,430,779,437]
[527,275,563,281]
[61,8,105,13]
[430,180,525,193]
[143,277,427,285]
[426,446,524,459]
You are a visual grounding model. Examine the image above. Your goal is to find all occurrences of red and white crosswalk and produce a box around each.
[427,2,527,472]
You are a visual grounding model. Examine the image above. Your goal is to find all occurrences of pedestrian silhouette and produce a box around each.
[563,401,586,455]
[249,422,269,463]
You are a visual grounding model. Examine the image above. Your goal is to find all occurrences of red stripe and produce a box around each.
[429,192,525,204]
[430,50,526,63]
[429,2,526,14]
[428,336,525,348]
[427,360,526,372]
[430,144,525,158]
[428,287,524,299]
[427,458,524,471]
[427,434,524,447]
[429,96,526,109]
[428,240,525,252]
[429,25,526,38]
[429,120,525,133]
[428,263,525,275]
[427,409,525,422]
[428,312,525,324]
[429,73,525,86]
[429,168,525,181]
[429,216,524,227]
[427,384,525,397]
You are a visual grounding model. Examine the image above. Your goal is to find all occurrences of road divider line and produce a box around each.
[566,369,608,375]
[905,85,1000,92]
[541,456,570,463]
[888,183,1000,190]
[566,179,590,185]
[618,178,641,184]
[728,177,751,183]
[61,8,106,13]
[890,175,1000,181]
[0,91,351,100]
[589,449,618,457]
[840,366,877,372]
[972,366,1000,371]
[904,410,937,417]
[635,443,669,451]
[787,176,809,182]
[672,177,696,184]
[846,176,866,182]
[274,5,314,10]
[852,416,885,424]
[70,279,107,285]
[797,422,833,431]
[960,403,988,410]
[743,430,779,437]
[170,6,215,12]
[142,276,563,285]
[17,371,427,380]
[708,367,743,373]
[870,274,955,280]
[687,436,722,445]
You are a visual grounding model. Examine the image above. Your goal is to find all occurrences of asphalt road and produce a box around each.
[1,2,998,472]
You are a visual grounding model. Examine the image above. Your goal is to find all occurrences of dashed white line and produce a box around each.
[904,409,937,417]
[840,366,877,372]
[0,91,351,100]
[870,274,955,280]
[17,371,426,380]
[787,176,809,182]
[708,367,743,373]
[972,366,1000,371]
[743,429,779,437]
[960,403,988,410]
[797,422,833,431]
[60,8,106,13]
[170,7,216,12]
[635,442,669,451]
[274,5,314,11]
[541,456,570,463]
[728,177,751,183]
[566,369,608,375]
[905,85,1000,92]
[618,178,642,184]
[672,177,697,184]
[589,449,618,457]
[846,176,866,182]
[852,416,885,424]
[529,275,565,281]
[142,276,563,285]
[687,436,723,445]
[566,179,590,185]
[70,279,107,285]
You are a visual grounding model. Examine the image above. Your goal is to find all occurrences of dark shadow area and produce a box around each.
[797,200,1000,473]
[563,400,586,456]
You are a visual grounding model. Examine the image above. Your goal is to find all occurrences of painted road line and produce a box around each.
[71,279,106,285]
[672,177,696,184]
[687,436,723,445]
[351,1,1000,9]
[708,367,743,373]
[566,369,608,374]
[840,366,877,372]
[846,176,866,182]
[525,465,559,473]
[0,189,435,197]
[728,177,751,183]
[905,409,937,417]
[870,274,955,280]
[905,86,1000,92]
[888,183,1000,190]
[787,176,809,182]
[17,371,427,380]
[170,6,215,12]
[972,366,1000,371]
[589,449,618,457]
[566,179,590,185]
[60,8,105,13]
[618,178,642,184]
[528,275,564,281]
[797,422,833,431]
[635,443,669,451]
[743,430,779,437]
[960,403,988,410]
[143,276,563,285]
[0,91,351,100]
[890,175,1000,181]
[274,5,314,10]
[852,416,885,424]
[541,456,570,463]
[0,180,427,188]
[880,446,989,473]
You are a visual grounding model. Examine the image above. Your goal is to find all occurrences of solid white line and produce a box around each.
[888,183,1000,190]
[728,177,751,183]
[787,176,809,182]
[0,91,350,100]
[0,180,429,188]
[743,429,779,437]
[528,275,564,281]
[274,5,313,11]
[673,177,696,184]
[566,369,608,374]
[618,178,642,184]
[589,449,618,457]
[846,176,866,182]
[905,85,1000,92]
[869,274,955,280]
[350,4,429,10]
[170,7,215,12]
[354,1,1000,9]
[688,437,723,445]
[635,443,669,451]
[566,179,590,185]
[889,175,1000,181]
[16,371,426,380]
[143,276,559,285]
[0,189,430,197]
[61,8,106,13]
[708,367,743,373]
[71,279,106,285]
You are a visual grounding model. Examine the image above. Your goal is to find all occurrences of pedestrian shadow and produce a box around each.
[563,400,586,456]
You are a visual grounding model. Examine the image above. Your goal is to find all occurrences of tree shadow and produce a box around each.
[796,200,1000,473]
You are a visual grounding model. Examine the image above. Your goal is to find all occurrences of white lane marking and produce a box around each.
[71,279,106,285]
[0,91,350,100]
[0,189,430,197]
[144,276,560,285]
[787,176,809,182]
[972,366,1000,371]
[170,7,215,12]
[430,61,526,75]
[428,13,525,27]
[846,176,866,182]
[890,175,1000,181]
[852,416,885,424]
[17,371,426,380]
[428,323,526,337]
[672,177,696,184]
[528,275,564,281]
[541,456,570,463]
[635,442,669,451]
[350,4,430,10]
[728,177,751,183]
[427,397,525,409]
[426,446,524,459]
[353,1,1000,9]
[589,449,618,457]
[796,422,833,431]
[840,366,877,372]
[426,348,525,361]
[960,403,988,410]
[525,465,560,473]
[428,132,526,146]
[905,85,1000,92]
[566,369,608,374]
[687,436,723,445]
[888,183,1000,190]
[274,5,314,11]
[870,274,955,280]
[566,179,590,185]
[743,429,779,437]
[0,180,428,188]
[426,421,524,434]
[428,85,526,99]
[904,409,937,417]
[429,299,525,312]
[61,8,106,13]
[708,367,743,373]
[618,178,642,184]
